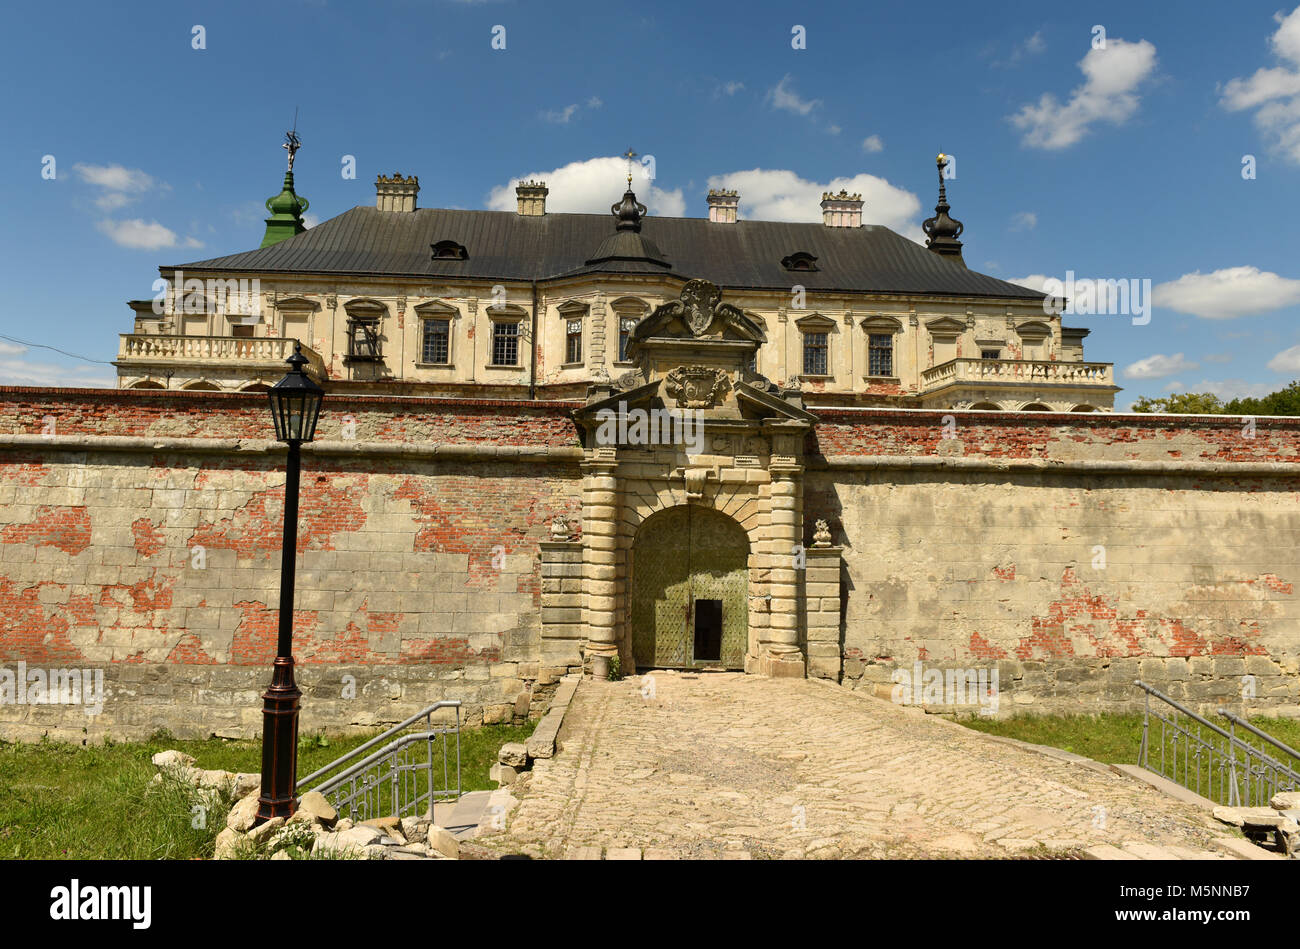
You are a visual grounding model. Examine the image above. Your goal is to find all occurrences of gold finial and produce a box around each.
[937,152,947,165]
[623,147,638,187]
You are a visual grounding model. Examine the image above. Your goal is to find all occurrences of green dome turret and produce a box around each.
[260,127,310,248]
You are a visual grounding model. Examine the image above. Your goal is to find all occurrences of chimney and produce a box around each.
[375,173,419,212]
[516,180,548,216]
[820,189,863,227]
[707,188,739,223]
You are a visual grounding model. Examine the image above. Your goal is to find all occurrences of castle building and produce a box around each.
[115,157,1117,414]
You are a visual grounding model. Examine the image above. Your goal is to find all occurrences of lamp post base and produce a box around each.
[255,656,301,824]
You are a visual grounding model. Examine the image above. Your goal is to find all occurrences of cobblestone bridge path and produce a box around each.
[498,672,1232,860]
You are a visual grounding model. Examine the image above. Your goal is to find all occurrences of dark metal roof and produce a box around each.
[171,206,1045,300]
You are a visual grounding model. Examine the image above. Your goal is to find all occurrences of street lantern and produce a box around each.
[256,343,324,823]
[267,345,324,442]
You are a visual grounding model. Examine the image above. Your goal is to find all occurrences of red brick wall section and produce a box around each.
[809,409,1300,463]
[0,387,582,446]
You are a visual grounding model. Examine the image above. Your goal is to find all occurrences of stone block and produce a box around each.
[490,762,518,785]
[427,825,459,859]
[499,742,529,768]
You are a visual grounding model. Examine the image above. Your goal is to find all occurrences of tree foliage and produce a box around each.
[1131,380,1300,416]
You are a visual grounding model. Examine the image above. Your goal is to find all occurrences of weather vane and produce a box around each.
[283,107,301,172]
[623,147,638,187]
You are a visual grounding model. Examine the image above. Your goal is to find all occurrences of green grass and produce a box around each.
[0,721,534,860]
[957,711,1300,767]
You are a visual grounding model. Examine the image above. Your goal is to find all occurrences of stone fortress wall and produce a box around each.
[0,387,1295,739]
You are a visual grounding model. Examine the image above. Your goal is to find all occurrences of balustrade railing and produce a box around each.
[921,358,1114,390]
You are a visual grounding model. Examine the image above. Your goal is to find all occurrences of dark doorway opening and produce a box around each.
[693,599,722,662]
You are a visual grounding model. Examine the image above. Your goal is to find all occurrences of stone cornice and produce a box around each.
[0,434,584,462]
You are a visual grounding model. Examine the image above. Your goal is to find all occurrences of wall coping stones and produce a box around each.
[524,674,582,760]
[808,453,1300,476]
[0,434,585,463]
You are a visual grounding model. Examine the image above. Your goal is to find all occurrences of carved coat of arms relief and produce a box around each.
[664,365,731,409]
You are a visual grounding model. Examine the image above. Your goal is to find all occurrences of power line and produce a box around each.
[0,334,114,366]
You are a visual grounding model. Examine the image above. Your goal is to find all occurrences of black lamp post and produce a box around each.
[256,343,324,823]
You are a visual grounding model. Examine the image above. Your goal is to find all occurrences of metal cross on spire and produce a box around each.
[283,108,302,172]
[622,147,638,187]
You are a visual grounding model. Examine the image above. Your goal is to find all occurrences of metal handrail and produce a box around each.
[294,700,462,823]
[1135,679,1300,808]
[297,700,461,790]
[307,732,441,794]
[1217,707,1300,766]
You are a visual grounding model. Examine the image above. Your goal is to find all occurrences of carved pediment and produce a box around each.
[925,316,966,336]
[632,278,766,346]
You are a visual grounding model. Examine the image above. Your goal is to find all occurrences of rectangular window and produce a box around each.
[421,318,450,364]
[618,317,638,362]
[565,318,582,364]
[491,321,519,366]
[868,333,893,376]
[981,349,1001,360]
[803,332,828,376]
[347,318,381,360]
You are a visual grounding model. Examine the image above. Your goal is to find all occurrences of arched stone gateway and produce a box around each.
[631,506,749,669]
[538,278,844,681]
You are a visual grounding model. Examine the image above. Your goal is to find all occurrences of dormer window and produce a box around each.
[431,240,468,261]
[781,251,819,272]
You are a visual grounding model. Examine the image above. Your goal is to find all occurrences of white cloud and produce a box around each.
[1007,274,1052,291]
[0,341,114,388]
[1153,266,1300,319]
[1161,380,1184,392]
[992,30,1047,67]
[1010,211,1037,231]
[717,81,744,96]
[74,162,169,215]
[96,218,199,251]
[486,157,685,217]
[1123,353,1199,379]
[1010,38,1157,148]
[540,97,602,124]
[705,168,923,241]
[767,74,821,115]
[541,104,579,124]
[94,192,132,211]
[861,135,884,153]
[1267,343,1300,372]
[1186,379,1277,400]
[1203,351,1234,363]
[1219,6,1300,161]
[73,163,158,193]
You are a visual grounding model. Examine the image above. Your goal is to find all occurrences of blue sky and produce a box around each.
[4,0,1300,407]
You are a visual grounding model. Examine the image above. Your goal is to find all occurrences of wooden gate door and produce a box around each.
[631,506,748,669]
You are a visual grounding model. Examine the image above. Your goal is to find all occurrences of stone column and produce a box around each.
[539,532,583,669]
[759,460,805,676]
[581,452,619,678]
[805,540,843,680]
